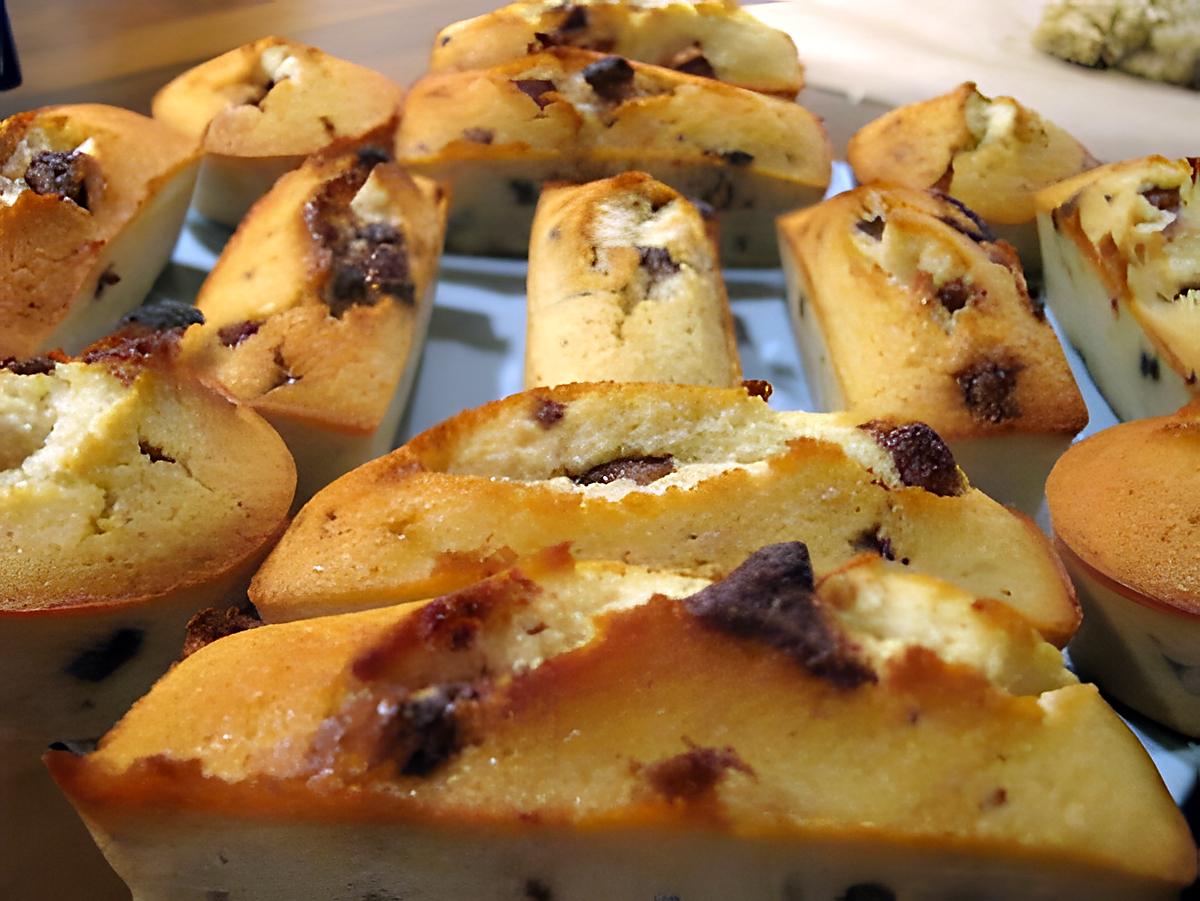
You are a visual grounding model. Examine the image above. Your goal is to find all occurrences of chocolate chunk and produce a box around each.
[181,606,263,659]
[935,277,975,313]
[936,193,995,243]
[512,78,558,110]
[121,298,205,332]
[637,246,680,282]
[856,217,885,240]
[217,319,263,347]
[742,379,773,401]
[392,682,479,776]
[355,145,393,167]
[559,4,587,32]
[720,150,755,167]
[93,266,121,299]
[47,738,99,756]
[304,165,415,316]
[641,743,754,801]
[462,127,494,144]
[852,526,895,562]
[25,150,89,208]
[838,885,896,901]
[582,55,636,102]
[64,628,145,682]
[1,355,60,375]
[138,439,174,464]
[955,359,1022,424]
[509,178,539,206]
[670,46,717,79]
[572,455,675,486]
[1142,186,1181,213]
[859,420,966,497]
[684,542,877,689]
[525,879,554,901]
[534,397,566,428]
[1140,351,1161,381]
[80,330,184,383]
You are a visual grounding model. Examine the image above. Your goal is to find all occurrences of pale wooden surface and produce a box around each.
[1,0,495,115]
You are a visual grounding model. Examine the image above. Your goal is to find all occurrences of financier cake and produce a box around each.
[778,185,1088,514]
[0,104,199,359]
[0,314,295,900]
[251,381,1080,645]
[396,47,831,265]
[1047,401,1200,738]
[51,545,1194,899]
[525,172,740,388]
[153,37,404,226]
[431,0,804,96]
[1037,155,1200,421]
[847,82,1098,272]
[182,143,447,505]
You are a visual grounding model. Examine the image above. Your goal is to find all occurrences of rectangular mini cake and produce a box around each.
[182,143,447,506]
[395,47,831,265]
[778,184,1088,515]
[1036,155,1200,421]
[525,172,740,387]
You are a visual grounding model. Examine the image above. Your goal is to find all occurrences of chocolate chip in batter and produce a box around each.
[512,78,558,110]
[637,246,680,283]
[462,127,494,144]
[955,359,1022,423]
[217,319,263,347]
[855,217,885,240]
[582,55,636,102]
[1141,186,1181,213]
[25,150,89,208]
[640,742,754,801]
[669,45,717,79]
[1,354,62,375]
[572,454,675,486]
[934,277,976,313]
[684,542,877,689]
[859,420,966,497]
[181,606,263,659]
[392,682,480,776]
[64,628,145,682]
[534,397,566,428]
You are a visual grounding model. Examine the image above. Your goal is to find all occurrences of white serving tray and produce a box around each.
[159,161,1198,813]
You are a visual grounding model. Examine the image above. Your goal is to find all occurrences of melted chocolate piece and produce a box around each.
[138,439,174,464]
[935,193,996,243]
[217,320,263,348]
[859,420,966,497]
[742,379,773,401]
[534,397,566,428]
[684,542,877,689]
[1140,351,1161,381]
[582,55,636,102]
[719,150,754,167]
[641,744,754,801]
[356,145,393,167]
[121,298,205,332]
[181,606,263,659]
[93,266,121,299]
[856,217,885,240]
[955,359,1022,423]
[462,127,494,144]
[671,47,717,79]
[572,454,675,486]
[935,277,975,313]
[64,628,145,682]
[852,526,895,562]
[512,78,558,110]
[25,150,89,208]
[1142,186,1181,213]
[391,682,479,776]
[1,355,60,375]
[637,246,680,282]
[304,160,414,316]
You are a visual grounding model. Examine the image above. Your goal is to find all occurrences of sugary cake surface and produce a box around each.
[1037,155,1200,387]
[778,185,1087,438]
[1047,401,1200,614]
[526,172,740,387]
[182,145,446,431]
[431,0,804,96]
[0,104,198,357]
[152,37,403,158]
[54,547,1193,889]
[847,82,1097,225]
[252,382,1079,643]
[396,47,829,187]
[0,335,295,611]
